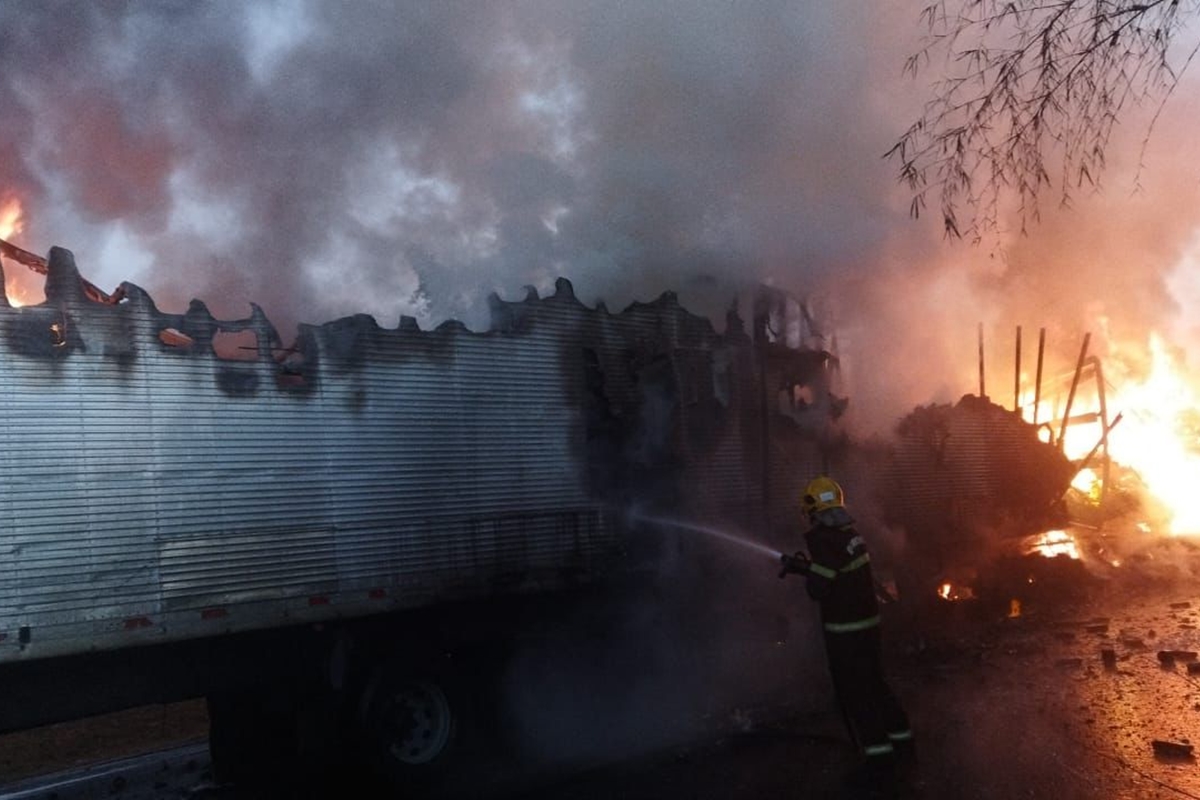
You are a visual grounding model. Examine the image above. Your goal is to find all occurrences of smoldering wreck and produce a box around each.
[0,244,839,661]
[0,242,1096,790]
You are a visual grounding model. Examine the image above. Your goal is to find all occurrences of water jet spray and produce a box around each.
[629,510,783,561]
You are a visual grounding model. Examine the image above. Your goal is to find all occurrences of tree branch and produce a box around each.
[888,0,1194,239]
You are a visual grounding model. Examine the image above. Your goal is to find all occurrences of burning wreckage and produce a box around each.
[0,241,1097,787]
[884,325,1189,616]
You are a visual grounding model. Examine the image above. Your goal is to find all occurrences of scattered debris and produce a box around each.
[1157,650,1197,666]
[1151,739,1195,760]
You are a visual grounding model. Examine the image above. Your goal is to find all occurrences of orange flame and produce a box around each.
[1102,336,1200,533]
[1023,529,1081,559]
[937,581,975,601]
[0,196,22,240]
[1020,332,1200,534]
[0,196,42,307]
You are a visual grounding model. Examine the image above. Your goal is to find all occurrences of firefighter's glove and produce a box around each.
[778,551,811,579]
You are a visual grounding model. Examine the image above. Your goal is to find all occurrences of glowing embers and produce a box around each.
[1022,529,1081,560]
[937,581,976,602]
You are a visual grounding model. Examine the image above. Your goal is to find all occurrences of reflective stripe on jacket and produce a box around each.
[803,509,880,633]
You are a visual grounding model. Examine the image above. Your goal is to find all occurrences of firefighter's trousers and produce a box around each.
[823,625,911,758]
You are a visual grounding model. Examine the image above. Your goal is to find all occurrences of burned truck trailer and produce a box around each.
[0,246,842,786]
[1,263,614,666]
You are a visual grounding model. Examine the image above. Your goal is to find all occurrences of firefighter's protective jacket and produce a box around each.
[803,506,879,634]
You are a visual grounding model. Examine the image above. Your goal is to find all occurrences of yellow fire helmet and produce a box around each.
[802,475,844,514]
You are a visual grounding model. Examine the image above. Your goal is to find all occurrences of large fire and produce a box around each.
[0,196,22,240]
[1020,331,1200,535]
[1102,335,1200,533]
[0,196,42,307]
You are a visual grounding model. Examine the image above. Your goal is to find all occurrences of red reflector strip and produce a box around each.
[308,596,330,606]
[201,608,228,620]
[368,588,387,599]
[123,617,153,630]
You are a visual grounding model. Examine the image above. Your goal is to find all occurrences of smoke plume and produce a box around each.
[1,1,1199,436]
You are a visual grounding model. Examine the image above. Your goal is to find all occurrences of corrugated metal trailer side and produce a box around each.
[0,248,614,664]
[0,247,856,787]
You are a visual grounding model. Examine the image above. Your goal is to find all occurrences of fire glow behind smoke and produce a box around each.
[1,4,1200,466]
[0,197,20,240]
[0,195,40,307]
[0,6,1189,427]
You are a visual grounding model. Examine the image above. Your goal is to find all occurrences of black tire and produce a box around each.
[358,660,466,792]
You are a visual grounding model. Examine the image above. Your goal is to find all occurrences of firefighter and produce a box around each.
[780,475,912,783]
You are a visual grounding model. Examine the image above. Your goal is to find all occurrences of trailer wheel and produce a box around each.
[359,664,463,788]
[380,679,455,764]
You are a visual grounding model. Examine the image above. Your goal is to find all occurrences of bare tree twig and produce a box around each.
[887,0,1198,240]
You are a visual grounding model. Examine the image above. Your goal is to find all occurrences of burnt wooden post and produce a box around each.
[1014,325,1022,416]
[978,322,985,398]
[1058,332,1091,450]
[1033,328,1045,425]
[1092,357,1112,506]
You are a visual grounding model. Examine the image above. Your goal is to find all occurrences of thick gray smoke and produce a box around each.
[13,0,1200,773]
[2,1,1200,435]
[0,3,910,406]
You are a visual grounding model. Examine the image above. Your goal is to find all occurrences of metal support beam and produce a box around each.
[1014,325,1022,415]
[1058,333,1091,449]
[978,322,986,398]
[1033,328,1045,425]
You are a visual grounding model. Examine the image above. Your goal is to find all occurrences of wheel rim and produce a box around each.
[381,680,453,765]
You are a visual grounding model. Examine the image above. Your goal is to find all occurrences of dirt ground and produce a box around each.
[495,538,1200,800]
[8,532,1200,799]
[0,700,208,785]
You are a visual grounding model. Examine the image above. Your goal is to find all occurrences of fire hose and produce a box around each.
[778,551,811,578]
